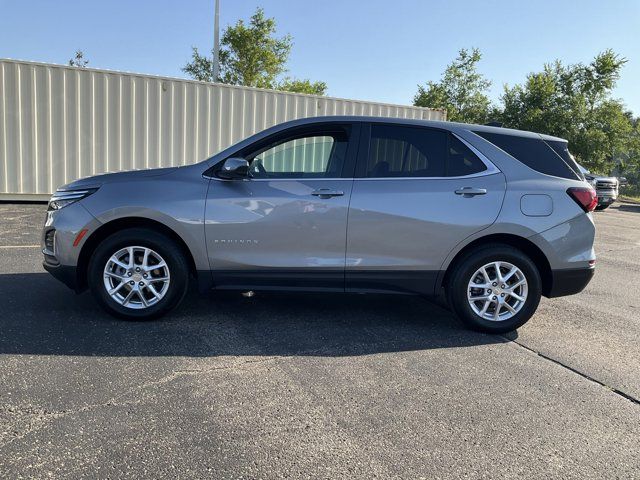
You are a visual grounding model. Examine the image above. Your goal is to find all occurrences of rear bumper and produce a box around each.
[43,261,78,291]
[546,267,595,298]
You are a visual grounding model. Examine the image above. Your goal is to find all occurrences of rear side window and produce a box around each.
[365,125,486,178]
[474,131,581,180]
[448,135,487,176]
[367,125,446,177]
[544,140,584,180]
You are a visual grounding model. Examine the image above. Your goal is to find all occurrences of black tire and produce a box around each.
[446,245,542,333]
[88,228,190,320]
[594,204,609,211]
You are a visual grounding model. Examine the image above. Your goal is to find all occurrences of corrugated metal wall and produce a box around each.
[0,59,446,198]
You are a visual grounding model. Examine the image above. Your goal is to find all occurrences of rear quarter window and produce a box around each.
[448,135,487,176]
[544,140,584,180]
[474,131,581,180]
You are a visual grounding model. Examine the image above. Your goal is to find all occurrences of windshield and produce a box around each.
[577,162,590,175]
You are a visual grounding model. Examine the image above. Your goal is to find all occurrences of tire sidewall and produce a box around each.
[88,229,189,320]
[449,247,542,333]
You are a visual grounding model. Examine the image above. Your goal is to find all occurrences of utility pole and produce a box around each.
[212,0,220,82]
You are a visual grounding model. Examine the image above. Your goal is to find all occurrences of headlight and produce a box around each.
[48,188,98,211]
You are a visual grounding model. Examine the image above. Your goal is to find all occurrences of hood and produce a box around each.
[58,167,179,190]
[584,174,618,182]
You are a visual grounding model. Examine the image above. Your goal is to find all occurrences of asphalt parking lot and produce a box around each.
[1,202,639,478]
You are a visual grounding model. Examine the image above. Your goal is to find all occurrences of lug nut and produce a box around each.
[139,281,144,287]
[143,273,148,278]
[129,281,135,285]
[127,272,132,277]
[135,267,140,272]
[487,289,492,294]
[501,293,505,297]
[492,282,497,287]
[501,284,505,288]
[492,296,497,300]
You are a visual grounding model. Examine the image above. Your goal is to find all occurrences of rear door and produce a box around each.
[205,122,359,290]
[346,123,506,294]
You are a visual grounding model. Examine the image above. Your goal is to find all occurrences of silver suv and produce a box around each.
[42,117,597,333]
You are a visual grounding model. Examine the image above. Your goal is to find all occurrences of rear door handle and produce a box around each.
[311,189,344,199]
[455,187,487,197]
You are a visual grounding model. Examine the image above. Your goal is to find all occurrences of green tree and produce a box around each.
[277,78,327,95]
[217,7,291,88]
[69,50,89,68]
[500,50,633,173]
[183,8,290,86]
[413,48,492,123]
[182,47,215,82]
[615,118,640,196]
[183,8,327,95]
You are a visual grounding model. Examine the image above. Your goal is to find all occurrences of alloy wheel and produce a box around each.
[103,246,170,309]
[467,261,528,322]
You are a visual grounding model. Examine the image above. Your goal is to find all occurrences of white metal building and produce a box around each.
[0,59,445,199]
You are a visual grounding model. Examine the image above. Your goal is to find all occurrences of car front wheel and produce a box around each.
[447,245,542,333]
[88,228,190,320]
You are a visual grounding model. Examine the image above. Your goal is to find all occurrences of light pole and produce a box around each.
[212,0,220,82]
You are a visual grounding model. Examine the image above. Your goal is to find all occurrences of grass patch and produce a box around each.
[619,195,640,204]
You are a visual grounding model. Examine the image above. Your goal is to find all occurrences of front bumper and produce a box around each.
[41,202,100,291]
[43,262,79,291]
[596,189,617,205]
[546,267,595,298]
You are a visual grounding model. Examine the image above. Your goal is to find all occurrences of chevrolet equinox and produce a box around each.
[42,117,597,333]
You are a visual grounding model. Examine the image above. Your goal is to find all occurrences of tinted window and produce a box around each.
[475,131,581,180]
[544,140,584,180]
[249,131,348,179]
[367,125,446,177]
[366,125,486,178]
[448,135,487,176]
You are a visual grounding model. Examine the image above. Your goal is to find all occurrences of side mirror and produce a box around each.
[216,157,249,180]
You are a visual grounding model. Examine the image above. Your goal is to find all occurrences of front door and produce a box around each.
[205,123,359,290]
[346,123,506,295]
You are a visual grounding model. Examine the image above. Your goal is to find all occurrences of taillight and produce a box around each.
[567,187,597,212]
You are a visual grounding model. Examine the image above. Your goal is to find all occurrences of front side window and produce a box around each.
[249,132,348,179]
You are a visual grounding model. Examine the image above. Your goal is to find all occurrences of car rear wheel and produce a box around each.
[88,228,189,320]
[446,245,542,333]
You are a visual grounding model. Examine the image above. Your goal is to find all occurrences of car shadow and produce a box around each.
[0,273,509,357]
[616,203,640,213]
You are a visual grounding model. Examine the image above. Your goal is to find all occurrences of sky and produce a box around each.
[1,0,639,114]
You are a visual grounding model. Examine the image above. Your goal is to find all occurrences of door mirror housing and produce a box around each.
[217,157,249,180]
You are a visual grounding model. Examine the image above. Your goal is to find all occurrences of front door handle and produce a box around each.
[455,187,487,197]
[311,189,344,199]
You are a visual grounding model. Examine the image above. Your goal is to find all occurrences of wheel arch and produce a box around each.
[439,233,553,297]
[76,217,198,292]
